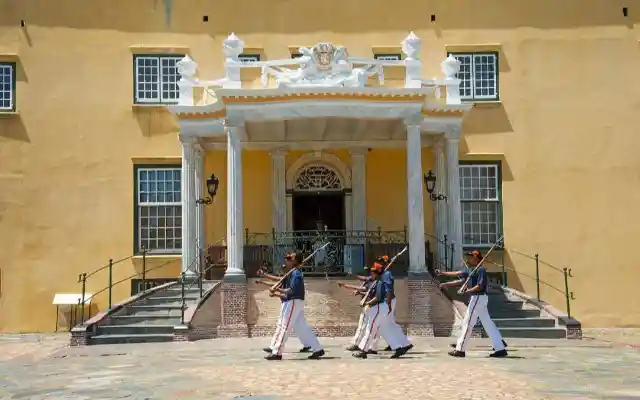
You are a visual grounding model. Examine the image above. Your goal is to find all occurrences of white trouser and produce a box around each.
[352,306,369,345]
[269,304,313,350]
[270,299,322,355]
[456,294,505,352]
[386,298,411,347]
[357,302,398,351]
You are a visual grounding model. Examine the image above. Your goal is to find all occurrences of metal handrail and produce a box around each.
[428,233,575,318]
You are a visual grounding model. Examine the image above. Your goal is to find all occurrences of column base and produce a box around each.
[217,274,249,338]
[407,272,457,337]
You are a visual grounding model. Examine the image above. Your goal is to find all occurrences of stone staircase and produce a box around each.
[483,286,567,339]
[89,281,217,345]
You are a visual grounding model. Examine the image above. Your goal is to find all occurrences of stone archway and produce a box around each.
[285,152,352,231]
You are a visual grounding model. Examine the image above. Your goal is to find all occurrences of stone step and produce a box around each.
[139,296,199,306]
[107,315,182,325]
[496,327,567,339]
[487,301,526,310]
[489,318,556,328]
[89,333,175,345]
[489,309,540,319]
[96,324,175,336]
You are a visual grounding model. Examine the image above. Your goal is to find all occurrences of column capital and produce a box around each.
[403,114,424,127]
[223,119,245,129]
[269,148,288,158]
[432,136,445,151]
[444,124,462,140]
[349,147,368,156]
[179,134,198,145]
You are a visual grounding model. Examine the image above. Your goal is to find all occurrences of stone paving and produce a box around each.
[0,334,639,399]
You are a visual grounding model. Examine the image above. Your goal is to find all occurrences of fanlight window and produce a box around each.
[294,165,342,191]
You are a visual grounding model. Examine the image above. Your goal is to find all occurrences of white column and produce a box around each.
[180,136,198,276]
[194,145,206,274]
[224,124,245,276]
[445,127,463,267]
[406,124,427,274]
[350,149,367,233]
[270,149,287,233]
[433,137,448,266]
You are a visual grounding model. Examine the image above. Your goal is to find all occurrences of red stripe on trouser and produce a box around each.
[361,307,379,350]
[275,301,295,355]
[458,296,479,351]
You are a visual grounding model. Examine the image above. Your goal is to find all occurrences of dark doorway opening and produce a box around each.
[292,192,345,231]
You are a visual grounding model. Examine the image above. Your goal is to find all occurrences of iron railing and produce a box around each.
[429,234,576,319]
[240,228,410,276]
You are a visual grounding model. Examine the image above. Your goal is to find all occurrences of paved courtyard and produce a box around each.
[0,334,639,399]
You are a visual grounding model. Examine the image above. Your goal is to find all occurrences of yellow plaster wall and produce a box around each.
[0,0,639,331]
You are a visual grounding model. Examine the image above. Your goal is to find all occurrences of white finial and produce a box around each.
[401,31,422,61]
[177,55,197,79]
[223,32,244,60]
[441,55,461,79]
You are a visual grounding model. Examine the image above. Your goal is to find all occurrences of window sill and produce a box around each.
[131,104,171,111]
[133,254,182,260]
[471,101,502,109]
[0,111,19,119]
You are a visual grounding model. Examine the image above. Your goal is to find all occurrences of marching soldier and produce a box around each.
[376,256,413,353]
[436,250,508,358]
[257,252,325,361]
[337,266,385,354]
[352,263,409,359]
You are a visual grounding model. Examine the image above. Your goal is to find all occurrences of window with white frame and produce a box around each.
[448,52,499,101]
[374,53,402,61]
[135,167,182,253]
[133,55,183,104]
[459,163,501,247]
[238,54,260,63]
[0,62,16,112]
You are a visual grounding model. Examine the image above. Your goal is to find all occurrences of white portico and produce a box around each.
[169,32,472,277]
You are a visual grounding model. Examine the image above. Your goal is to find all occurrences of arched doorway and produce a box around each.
[291,164,346,231]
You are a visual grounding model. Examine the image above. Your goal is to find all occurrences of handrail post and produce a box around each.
[443,234,448,271]
[180,272,186,324]
[534,253,540,301]
[449,242,455,271]
[199,248,204,298]
[79,273,87,324]
[108,258,113,310]
[141,248,147,292]
[563,267,571,318]
[501,263,507,287]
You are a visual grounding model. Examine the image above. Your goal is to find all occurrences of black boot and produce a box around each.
[448,350,465,358]
[299,346,312,353]
[489,349,508,358]
[352,351,368,359]
[346,344,360,351]
[265,353,282,361]
[262,347,272,353]
[366,349,378,355]
[307,349,325,359]
[383,345,392,351]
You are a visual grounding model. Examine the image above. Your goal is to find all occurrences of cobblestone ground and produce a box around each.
[0,335,639,399]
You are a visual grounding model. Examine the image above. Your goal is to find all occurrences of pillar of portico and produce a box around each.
[180,135,198,276]
[445,126,463,267]
[404,121,437,337]
[194,144,206,274]
[218,122,249,338]
[350,148,367,233]
[433,137,449,268]
[405,124,427,274]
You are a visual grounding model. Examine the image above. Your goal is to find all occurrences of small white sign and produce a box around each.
[52,293,94,306]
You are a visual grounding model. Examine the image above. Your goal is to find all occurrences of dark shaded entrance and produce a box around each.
[292,192,345,231]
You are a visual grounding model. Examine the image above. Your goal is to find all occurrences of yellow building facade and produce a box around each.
[1,1,639,333]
